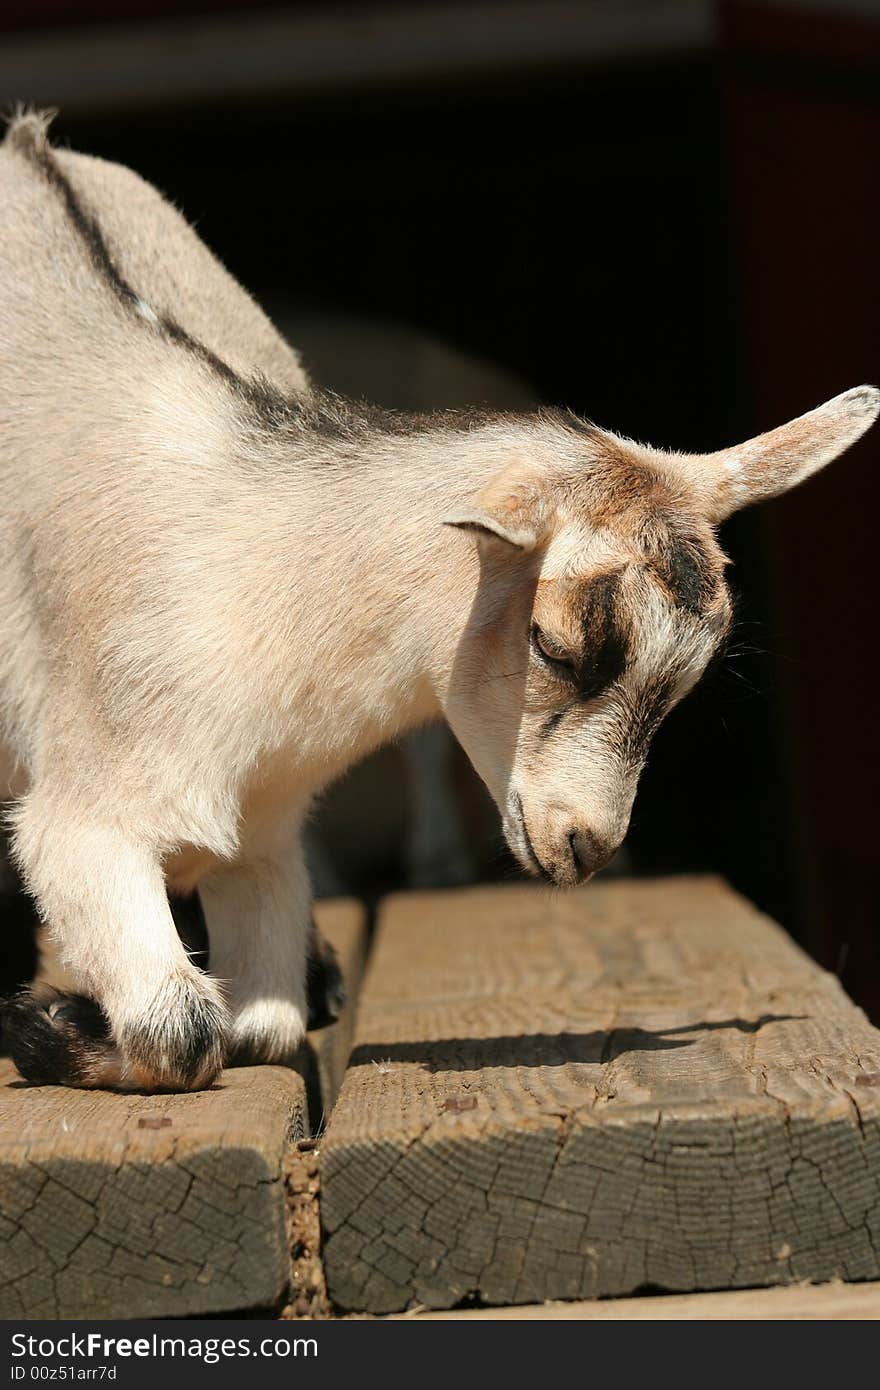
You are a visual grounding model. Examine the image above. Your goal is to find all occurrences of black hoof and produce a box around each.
[1,987,110,1086]
[120,979,227,1091]
[306,931,346,1031]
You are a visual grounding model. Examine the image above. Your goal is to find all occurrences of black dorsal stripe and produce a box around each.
[16,125,291,426]
[26,137,143,314]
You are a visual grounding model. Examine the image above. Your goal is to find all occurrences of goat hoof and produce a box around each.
[306,934,346,1031]
[118,975,228,1091]
[227,997,307,1066]
[1,987,115,1087]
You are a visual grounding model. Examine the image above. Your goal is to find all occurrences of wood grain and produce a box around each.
[320,878,880,1314]
[0,897,367,1319]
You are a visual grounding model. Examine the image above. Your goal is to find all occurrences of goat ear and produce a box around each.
[674,386,880,523]
[444,460,552,553]
[443,507,538,550]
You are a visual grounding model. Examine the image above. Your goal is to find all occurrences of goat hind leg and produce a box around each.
[199,833,323,1063]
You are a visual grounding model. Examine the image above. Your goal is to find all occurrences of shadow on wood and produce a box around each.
[348,1015,806,1072]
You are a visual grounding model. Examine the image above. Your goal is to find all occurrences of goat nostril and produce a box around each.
[567,831,579,871]
[568,827,611,880]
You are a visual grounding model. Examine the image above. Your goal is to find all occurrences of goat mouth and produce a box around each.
[511,794,555,884]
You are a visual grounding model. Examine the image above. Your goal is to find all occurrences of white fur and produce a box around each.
[1,114,875,1089]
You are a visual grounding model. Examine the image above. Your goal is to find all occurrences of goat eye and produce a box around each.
[530,623,575,674]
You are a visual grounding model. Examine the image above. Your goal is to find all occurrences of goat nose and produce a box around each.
[567,827,615,882]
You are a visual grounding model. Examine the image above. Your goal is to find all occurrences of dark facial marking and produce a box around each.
[540,707,568,740]
[641,515,719,616]
[614,673,676,769]
[664,536,718,615]
[612,603,729,771]
[578,571,629,702]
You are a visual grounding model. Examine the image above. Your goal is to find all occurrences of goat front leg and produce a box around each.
[199,831,326,1064]
[3,789,228,1090]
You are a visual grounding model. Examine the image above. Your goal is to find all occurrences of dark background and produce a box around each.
[1,2,878,1014]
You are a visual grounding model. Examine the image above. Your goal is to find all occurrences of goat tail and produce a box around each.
[3,105,56,154]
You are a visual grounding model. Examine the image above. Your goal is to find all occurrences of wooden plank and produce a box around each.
[406,1279,880,1320]
[320,878,880,1315]
[0,1062,302,1319]
[0,897,366,1319]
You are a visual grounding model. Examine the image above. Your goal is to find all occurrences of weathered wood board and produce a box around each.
[409,1279,880,1320]
[0,1063,302,1319]
[320,878,880,1314]
[0,897,366,1319]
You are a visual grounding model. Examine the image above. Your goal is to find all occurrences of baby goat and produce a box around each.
[1,113,877,1091]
